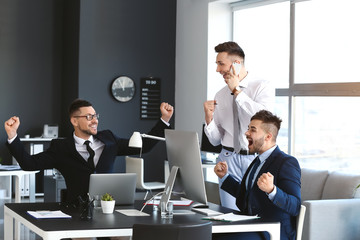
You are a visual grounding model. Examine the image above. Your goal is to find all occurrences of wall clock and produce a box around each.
[111,76,135,102]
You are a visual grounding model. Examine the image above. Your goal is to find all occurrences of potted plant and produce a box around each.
[100,193,115,214]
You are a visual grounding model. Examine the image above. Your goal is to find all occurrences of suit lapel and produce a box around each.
[258,146,280,174]
[65,137,89,165]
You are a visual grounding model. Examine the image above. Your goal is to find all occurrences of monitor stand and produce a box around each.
[160,166,179,208]
[159,166,208,214]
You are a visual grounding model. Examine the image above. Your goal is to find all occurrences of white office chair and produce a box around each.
[296,205,306,240]
[125,156,165,199]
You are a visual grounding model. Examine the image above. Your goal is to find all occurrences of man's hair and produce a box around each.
[215,41,245,60]
[69,99,92,117]
[251,110,282,140]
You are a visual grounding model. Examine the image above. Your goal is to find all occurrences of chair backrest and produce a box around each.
[296,205,306,240]
[132,221,212,240]
[125,156,145,189]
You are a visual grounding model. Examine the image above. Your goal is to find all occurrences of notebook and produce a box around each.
[89,173,136,205]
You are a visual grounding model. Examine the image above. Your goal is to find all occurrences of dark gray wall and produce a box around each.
[0,0,176,182]
[0,0,63,161]
[76,0,176,180]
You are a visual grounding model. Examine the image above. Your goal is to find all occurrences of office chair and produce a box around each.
[296,205,306,240]
[132,221,212,240]
[125,156,165,199]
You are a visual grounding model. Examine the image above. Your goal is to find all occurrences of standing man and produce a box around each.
[214,110,301,240]
[203,41,274,210]
[4,99,174,204]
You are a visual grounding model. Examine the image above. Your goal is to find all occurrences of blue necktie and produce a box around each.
[247,156,260,191]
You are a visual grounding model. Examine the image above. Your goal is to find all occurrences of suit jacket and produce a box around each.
[221,146,301,240]
[7,120,170,204]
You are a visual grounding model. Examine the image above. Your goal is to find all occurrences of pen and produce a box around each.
[202,217,230,222]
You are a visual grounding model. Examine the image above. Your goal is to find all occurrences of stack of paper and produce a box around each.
[27,210,71,219]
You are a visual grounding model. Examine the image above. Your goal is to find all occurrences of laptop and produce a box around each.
[89,173,137,205]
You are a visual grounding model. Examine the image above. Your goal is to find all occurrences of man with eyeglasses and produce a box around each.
[4,98,174,204]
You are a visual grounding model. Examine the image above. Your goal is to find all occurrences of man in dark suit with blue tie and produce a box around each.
[213,110,301,240]
[4,99,174,204]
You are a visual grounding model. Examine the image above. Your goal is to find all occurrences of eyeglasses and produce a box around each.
[73,113,100,121]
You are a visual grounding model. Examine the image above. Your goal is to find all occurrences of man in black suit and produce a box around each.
[4,99,174,204]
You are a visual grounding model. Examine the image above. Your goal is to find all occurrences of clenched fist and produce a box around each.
[4,116,20,140]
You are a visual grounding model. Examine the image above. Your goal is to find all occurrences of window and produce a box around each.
[295,0,360,84]
[233,2,290,88]
[230,0,360,172]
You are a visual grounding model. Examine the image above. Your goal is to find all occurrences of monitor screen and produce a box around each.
[200,124,222,154]
[162,129,207,205]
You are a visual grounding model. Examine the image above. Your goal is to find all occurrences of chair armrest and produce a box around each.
[302,199,360,240]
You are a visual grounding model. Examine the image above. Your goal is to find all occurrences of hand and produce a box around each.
[4,116,20,140]
[160,102,174,123]
[257,172,275,194]
[223,65,241,93]
[203,100,216,125]
[214,161,228,179]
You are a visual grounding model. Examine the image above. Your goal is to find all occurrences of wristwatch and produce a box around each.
[231,86,241,95]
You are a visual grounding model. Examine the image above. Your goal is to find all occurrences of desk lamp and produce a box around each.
[129,132,165,157]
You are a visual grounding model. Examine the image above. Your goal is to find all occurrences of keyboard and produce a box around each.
[191,208,223,216]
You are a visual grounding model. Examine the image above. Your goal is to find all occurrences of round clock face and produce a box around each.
[111,76,135,102]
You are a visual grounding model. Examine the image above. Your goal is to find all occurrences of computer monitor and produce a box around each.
[160,129,208,207]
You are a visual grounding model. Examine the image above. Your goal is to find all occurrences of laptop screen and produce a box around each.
[88,173,136,205]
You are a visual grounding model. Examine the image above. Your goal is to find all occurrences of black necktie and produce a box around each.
[247,156,260,191]
[84,140,95,171]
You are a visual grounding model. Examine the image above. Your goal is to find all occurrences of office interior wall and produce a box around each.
[0,0,176,182]
[0,0,63,162]
[77,0,176,179]
[175,0,232,139]
[175,0,209,137]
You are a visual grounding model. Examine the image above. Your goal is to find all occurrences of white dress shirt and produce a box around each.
[205,71,274,150]
[73,134,105,167]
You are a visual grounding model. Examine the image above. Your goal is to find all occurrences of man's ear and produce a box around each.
[70,117,77,127]
[265,131,273,142]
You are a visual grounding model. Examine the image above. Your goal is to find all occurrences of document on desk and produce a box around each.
[0,165,21,170]
[203,213,259,222]
[116,209,150,216]
[148,199,193,206]
[27,210,72,219]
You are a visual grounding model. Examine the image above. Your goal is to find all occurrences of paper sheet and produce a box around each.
[147,199,193,206]
[203,213,259,222]
[27,210,71,219]
[116,209,150,216]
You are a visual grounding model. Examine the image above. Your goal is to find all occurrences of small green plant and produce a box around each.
[101,193,114,201]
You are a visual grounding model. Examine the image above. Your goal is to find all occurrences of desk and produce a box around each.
[0,169,39,202]
[4,201,280,240]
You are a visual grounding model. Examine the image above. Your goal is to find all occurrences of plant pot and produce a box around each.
[101,200,115,214]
